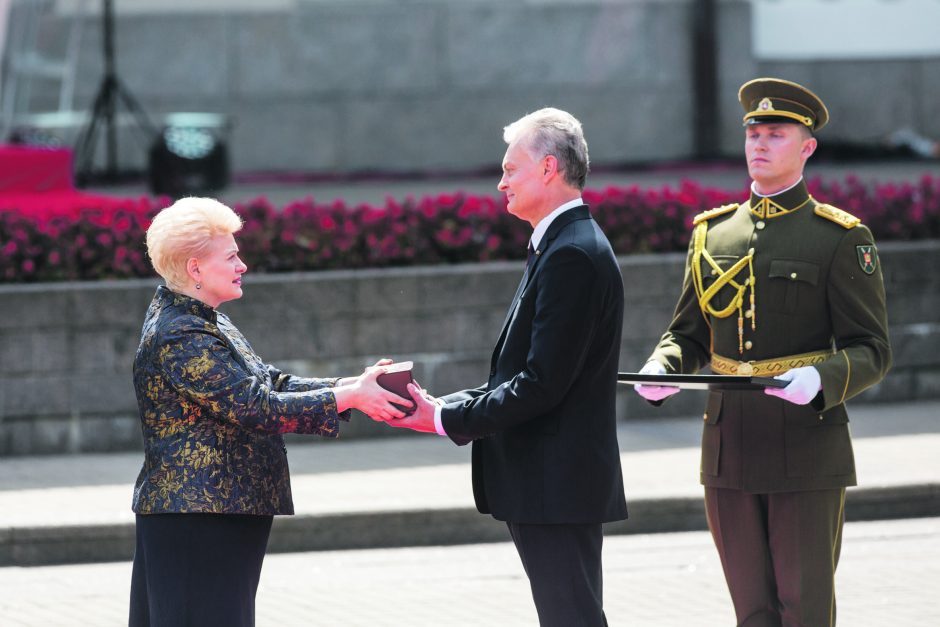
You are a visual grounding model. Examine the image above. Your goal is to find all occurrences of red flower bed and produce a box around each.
[0,195,168,282]
[2,176,939,283]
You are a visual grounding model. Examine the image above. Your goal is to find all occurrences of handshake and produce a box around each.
[337,359,442,434]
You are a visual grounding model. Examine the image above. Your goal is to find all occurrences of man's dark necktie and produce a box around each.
[519,242,536,295]
[513,243,536,304]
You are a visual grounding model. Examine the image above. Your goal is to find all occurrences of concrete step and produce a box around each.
[4,483,939,567]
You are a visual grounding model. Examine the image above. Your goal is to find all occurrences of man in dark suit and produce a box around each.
[389,107,627,626]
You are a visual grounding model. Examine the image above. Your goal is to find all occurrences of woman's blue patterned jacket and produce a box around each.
[132,286,348,515]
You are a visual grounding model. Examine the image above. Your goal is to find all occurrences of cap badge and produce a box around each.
[758,97,774,112]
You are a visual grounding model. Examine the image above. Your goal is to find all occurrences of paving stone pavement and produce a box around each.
[1,400,938,566]
[0,516,937,626]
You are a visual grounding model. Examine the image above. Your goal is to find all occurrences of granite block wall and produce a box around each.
[1,240,937,456]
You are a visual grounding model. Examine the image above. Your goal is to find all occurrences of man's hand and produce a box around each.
[384,382,440,434]
[634,360,681,402]
[764,366,821,405]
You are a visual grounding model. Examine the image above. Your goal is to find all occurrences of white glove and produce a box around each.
[764,366,822,405]
[634,361,681,402]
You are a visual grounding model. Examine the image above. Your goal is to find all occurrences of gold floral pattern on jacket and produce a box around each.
[132,286,347,515]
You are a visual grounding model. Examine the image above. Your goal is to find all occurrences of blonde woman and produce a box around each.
[129,197,411,627]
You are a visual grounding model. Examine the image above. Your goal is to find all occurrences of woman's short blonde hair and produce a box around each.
[146,197,243,290]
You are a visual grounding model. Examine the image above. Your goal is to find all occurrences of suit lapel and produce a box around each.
[522,205,589,288]
[491,263,530,364]
[489,206,592,370]
[498,264,530,334]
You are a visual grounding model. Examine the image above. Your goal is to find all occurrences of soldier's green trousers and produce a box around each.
[705,486,846,627]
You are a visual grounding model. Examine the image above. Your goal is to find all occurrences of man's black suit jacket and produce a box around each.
[441,206,628,525]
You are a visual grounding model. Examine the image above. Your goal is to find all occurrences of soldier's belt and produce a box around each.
[710,350,833,376]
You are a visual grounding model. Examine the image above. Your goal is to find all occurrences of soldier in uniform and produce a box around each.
[635,78,892,626]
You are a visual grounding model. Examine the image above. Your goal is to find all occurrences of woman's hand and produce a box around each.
[335,358,393,388]
[332,359,414,421]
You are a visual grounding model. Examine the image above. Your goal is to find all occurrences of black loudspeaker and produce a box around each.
[148,113,230,197]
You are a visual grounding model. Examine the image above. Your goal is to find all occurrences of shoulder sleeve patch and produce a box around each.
[814,203,861,229]
[693,203,739,226]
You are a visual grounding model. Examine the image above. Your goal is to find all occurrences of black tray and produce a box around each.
[617,373,789,390]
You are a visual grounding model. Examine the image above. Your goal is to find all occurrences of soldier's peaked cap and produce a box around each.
[738,78,829,132]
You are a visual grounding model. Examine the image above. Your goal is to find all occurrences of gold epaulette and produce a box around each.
[692,203,738,226]
[814,203,860,229]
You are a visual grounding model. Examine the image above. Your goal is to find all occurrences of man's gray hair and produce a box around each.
[503,107,590,190]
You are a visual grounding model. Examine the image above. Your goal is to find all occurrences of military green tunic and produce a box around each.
[649,179,892,493]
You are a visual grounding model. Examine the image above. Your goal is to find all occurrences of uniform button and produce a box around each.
[756,221,766,230]
[745,309,753,319]
[790,272,798,279]
[703,413,708,421]
[748,247,755,256]
[744,340,753,350]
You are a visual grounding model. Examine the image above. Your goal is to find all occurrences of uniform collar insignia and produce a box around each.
[748,180,812,220]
